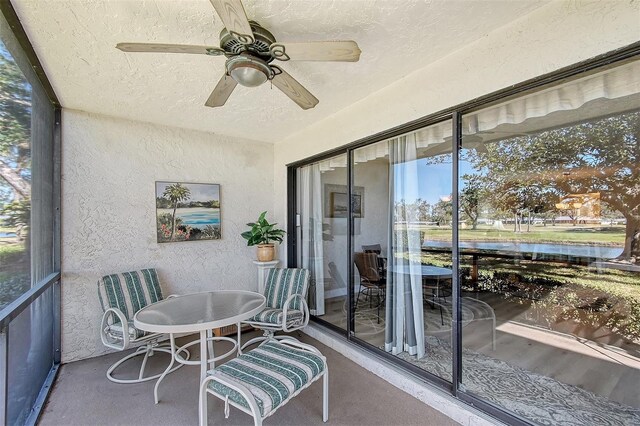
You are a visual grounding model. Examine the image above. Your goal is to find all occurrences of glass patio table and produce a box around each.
[387,264,454,299]
[134,290,265,403]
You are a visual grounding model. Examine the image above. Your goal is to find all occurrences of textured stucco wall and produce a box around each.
[61,110,273,362]
[273,0,640,260]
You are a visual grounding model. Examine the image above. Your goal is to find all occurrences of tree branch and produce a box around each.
[0,159,30,198]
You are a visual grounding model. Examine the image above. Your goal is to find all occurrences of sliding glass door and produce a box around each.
[296,153,349,331]
[292,54,640,425]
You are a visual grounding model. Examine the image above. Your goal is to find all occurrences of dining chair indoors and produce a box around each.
[354,252,386,322]
[362,243,386,275]
[98,268,189,383]
[240,268,310,351]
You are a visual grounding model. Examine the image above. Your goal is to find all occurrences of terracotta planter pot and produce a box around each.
[256,244,275,262]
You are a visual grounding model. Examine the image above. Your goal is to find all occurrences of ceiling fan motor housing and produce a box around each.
[220,21,276,61]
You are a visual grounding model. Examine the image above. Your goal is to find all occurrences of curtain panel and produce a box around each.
[300,163,325,316]
[384,135,425,358]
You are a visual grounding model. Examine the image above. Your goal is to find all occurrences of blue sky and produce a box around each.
[156,182,219,202]
[399,158,475,205]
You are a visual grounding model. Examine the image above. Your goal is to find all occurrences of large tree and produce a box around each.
[431,197,452,227]
[471,110,640,263]
[0,46,31,200]
[460,174,482,229]
[162,183,191,240]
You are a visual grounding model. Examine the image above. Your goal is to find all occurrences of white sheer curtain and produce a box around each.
[384,134,425,358]
[300,163,325,315]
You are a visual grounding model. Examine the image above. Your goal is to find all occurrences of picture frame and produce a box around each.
[324,184,364,218]
[155,181,221,243]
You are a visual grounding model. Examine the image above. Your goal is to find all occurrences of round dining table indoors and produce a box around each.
[134,290,266,404]
[387,264,453,280]
[387,264,454,300]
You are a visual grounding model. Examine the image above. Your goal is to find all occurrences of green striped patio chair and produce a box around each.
[98,268,189,384]
[240,268,310,351]
[199,339,328,426]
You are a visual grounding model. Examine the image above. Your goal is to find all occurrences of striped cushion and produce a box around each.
[263,268,310,310]
[247,308,304,326]
[105,320,148,340]
[208,341,325,417]
[97,268,164,322]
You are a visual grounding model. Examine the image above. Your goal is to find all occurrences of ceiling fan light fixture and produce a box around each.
[226,55,272,87]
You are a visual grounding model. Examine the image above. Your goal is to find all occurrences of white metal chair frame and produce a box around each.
[199,338,328,426]
[100,294,190,384]
[431,296,496,350]
[240,292,310,352]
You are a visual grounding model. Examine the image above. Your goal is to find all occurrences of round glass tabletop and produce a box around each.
[387,264,453,279]
[133,290,266,334]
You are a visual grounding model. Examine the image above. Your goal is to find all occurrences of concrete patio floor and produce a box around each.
[40,331,459,426]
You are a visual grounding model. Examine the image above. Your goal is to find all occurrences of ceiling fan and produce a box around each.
[116,0,361,110]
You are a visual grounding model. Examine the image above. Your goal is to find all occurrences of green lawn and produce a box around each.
[0,242,30,311]
[422,252,640,342]
[406,224,625,246]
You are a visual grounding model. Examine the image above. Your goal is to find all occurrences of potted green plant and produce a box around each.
[241,211,286,262]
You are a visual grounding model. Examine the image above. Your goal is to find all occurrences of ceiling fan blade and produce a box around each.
[209,0,254,44]
[270,41,361,62]
[205,74,238,108]
[271,67,319,110]
[116,43,225,56]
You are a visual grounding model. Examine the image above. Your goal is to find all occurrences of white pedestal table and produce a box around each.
[134,290,266,403]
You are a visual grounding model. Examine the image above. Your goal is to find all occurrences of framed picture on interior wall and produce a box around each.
[155,181,221,243]
[324,184,364,218]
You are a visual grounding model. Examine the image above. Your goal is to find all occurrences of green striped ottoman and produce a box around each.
[199,339,328,426]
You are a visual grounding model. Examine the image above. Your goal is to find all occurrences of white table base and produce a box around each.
[153,325,242,403]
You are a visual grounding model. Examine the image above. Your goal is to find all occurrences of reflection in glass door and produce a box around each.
[352,120,453,382]
[296,154,349,331]
[458,60,640,424]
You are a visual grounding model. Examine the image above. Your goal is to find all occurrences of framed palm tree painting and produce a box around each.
[155,181,221,243]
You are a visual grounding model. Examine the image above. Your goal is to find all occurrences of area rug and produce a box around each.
[344,296,484,336]
[337,297,385,336]
[397,336,640,426]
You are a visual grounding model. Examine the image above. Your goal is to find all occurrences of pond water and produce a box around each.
[173,208,220,227]
[0,232,17,238]
[423,240,623,259]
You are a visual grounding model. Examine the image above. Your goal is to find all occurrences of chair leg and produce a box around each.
[199,379,210,426]
[492,316,496,351]
[323,370,329,422]
[376,289,381,324]
[438,291,445,326]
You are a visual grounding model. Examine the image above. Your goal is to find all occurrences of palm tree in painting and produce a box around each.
[163,183,191,241]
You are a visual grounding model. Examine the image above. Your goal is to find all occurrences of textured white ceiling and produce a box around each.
[14,0,548,143]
